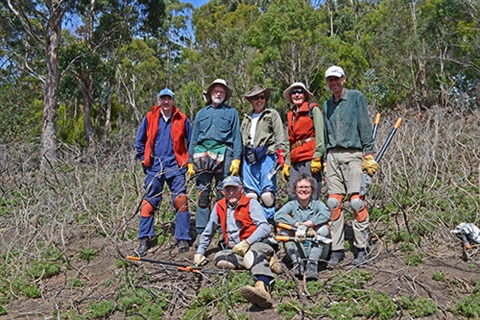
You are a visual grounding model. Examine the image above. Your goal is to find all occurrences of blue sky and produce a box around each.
[181,0,210,8]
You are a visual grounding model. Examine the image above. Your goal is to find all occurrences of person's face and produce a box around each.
[250,94,266,112]
[326,76,346,95]
[211,85,226,106]
[290,88,306,106]
[159,96,174,113]
[295,179,313,202]
[224,185,243,206]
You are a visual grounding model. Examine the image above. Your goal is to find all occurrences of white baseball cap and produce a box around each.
[325,66,345,78]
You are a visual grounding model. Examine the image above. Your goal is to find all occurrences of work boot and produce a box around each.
[305,260,319,281]
[178,240,189,253]
[241,281,273,309]
[327,250,345,268]
[136,237,150,257]
[269,256,282,274]
[352,249,367,266]
[291,262,304,278]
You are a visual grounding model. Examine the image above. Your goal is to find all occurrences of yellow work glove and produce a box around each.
[229,159,241,176]
[362,154,379,176]
[310,157,322,174]
[281,164,290,182]
[194,253,207,267]
[232,240,250,257]
[187,163,195,178]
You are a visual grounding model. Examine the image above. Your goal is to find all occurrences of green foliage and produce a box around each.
[432,270,446,282]
[79,248,98,262]
[29,260,61,279]
[68,278,85,288]
[88,300,115,319]
[364,291,397,319]
[451,280,480,318]
[398,294,438,317]
[405,253,424,267]
[277,300,301,319]
[0,305,6,316]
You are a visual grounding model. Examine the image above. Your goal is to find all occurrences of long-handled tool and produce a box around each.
[267,162,282,180]
[360,117,402,196]
[127,256,202,273]
[372,113,381,140]
[276,222,332,244]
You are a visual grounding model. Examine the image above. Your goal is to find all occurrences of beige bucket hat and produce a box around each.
[282,82,314,103]
[205,79,232,104]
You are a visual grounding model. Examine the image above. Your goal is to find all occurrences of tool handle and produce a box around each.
[277,222,296,231]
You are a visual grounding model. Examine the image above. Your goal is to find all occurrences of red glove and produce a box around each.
[276,149,285,167]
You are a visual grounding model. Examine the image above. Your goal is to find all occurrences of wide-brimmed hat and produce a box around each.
[325,66,345,79]
[222,176,243,187]
[244,84,271,103]
[205,79,232,104]
[282,82,314,103]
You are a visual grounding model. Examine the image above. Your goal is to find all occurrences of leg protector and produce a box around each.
[350,194,368,222]
[327,194,343,221]
[140,200,155,218]
[214,254,239,270]
[197,190,210,208]
[174,194,188,212]
[244,251,265,270]
[246,192,259,201]
[261,191,275,208]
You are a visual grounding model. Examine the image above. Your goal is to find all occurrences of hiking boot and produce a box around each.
[136,237,150,257]
[327,250,345,268]
[291,262,304,278]
[269,256,282,274]
[241,281,273,309]
[305,260,319,281]
[352,249,367,266]
[178,240,189,253]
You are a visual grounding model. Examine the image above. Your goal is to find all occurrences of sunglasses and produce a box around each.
[253,95,266,100]
[290,89,304,95]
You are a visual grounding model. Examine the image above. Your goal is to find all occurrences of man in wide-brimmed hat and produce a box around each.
[322,66,378,267]
[282,82,325,201]
[240,84,285,223]
[187,79,242,236]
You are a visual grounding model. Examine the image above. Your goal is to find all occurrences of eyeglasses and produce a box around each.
[290,89,304,95]
[213,90,226,95]
[296,186,312,190]
[253,95,266,100]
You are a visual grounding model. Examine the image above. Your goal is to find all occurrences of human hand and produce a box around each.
[310,157,322,174]
[194,253,207,267]
[281,164,290,182]
[362,154,379,176]
[230,159,241,176]
[232,240,250,256]
[306,227,317,238]
[294,224,307,243]
[187,163,195,178]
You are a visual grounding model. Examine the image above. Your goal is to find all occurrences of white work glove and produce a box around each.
[294,224,307,243]
[232,240,250,257]
[306,227,317,238]
[194,253,207,267]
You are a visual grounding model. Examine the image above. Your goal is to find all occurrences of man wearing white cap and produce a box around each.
[323,66,379,266]
[194,176,278,309]
[187,79,242,236]
[134,88,193,256]
[282,82,325,201]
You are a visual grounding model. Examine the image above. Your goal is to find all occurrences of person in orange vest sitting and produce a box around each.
[134,88,192,256]
[194,176,279,309]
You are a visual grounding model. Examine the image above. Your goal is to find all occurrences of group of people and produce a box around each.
[133,65,379,308]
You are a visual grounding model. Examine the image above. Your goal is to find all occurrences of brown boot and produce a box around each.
[241,281,272,309]
[269,256,282,274]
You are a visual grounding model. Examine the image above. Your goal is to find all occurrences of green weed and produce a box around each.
[405,253,424,266]
[277,300,301,319]
[398,294,438,317]
[432,270,446,282]
[79,248,98,262]
[364,291,397,319]
[88,300,115,319]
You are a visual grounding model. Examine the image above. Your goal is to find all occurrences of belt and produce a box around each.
[291,137,314,150]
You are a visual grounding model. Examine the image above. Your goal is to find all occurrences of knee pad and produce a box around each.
[174,194,188,212]
[244,251,265,270]
[214,254,238,270]
[316,224,330,238]
[261,191,275,208]
[140,200,154,218]
[327,194,343,221]
[350,194,368,222]
[246,192,258,201]
[197,190,210,208]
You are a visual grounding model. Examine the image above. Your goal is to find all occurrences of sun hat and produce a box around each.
[282,82,314,103]
[244,84,271,103]
[205,79,232,104]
